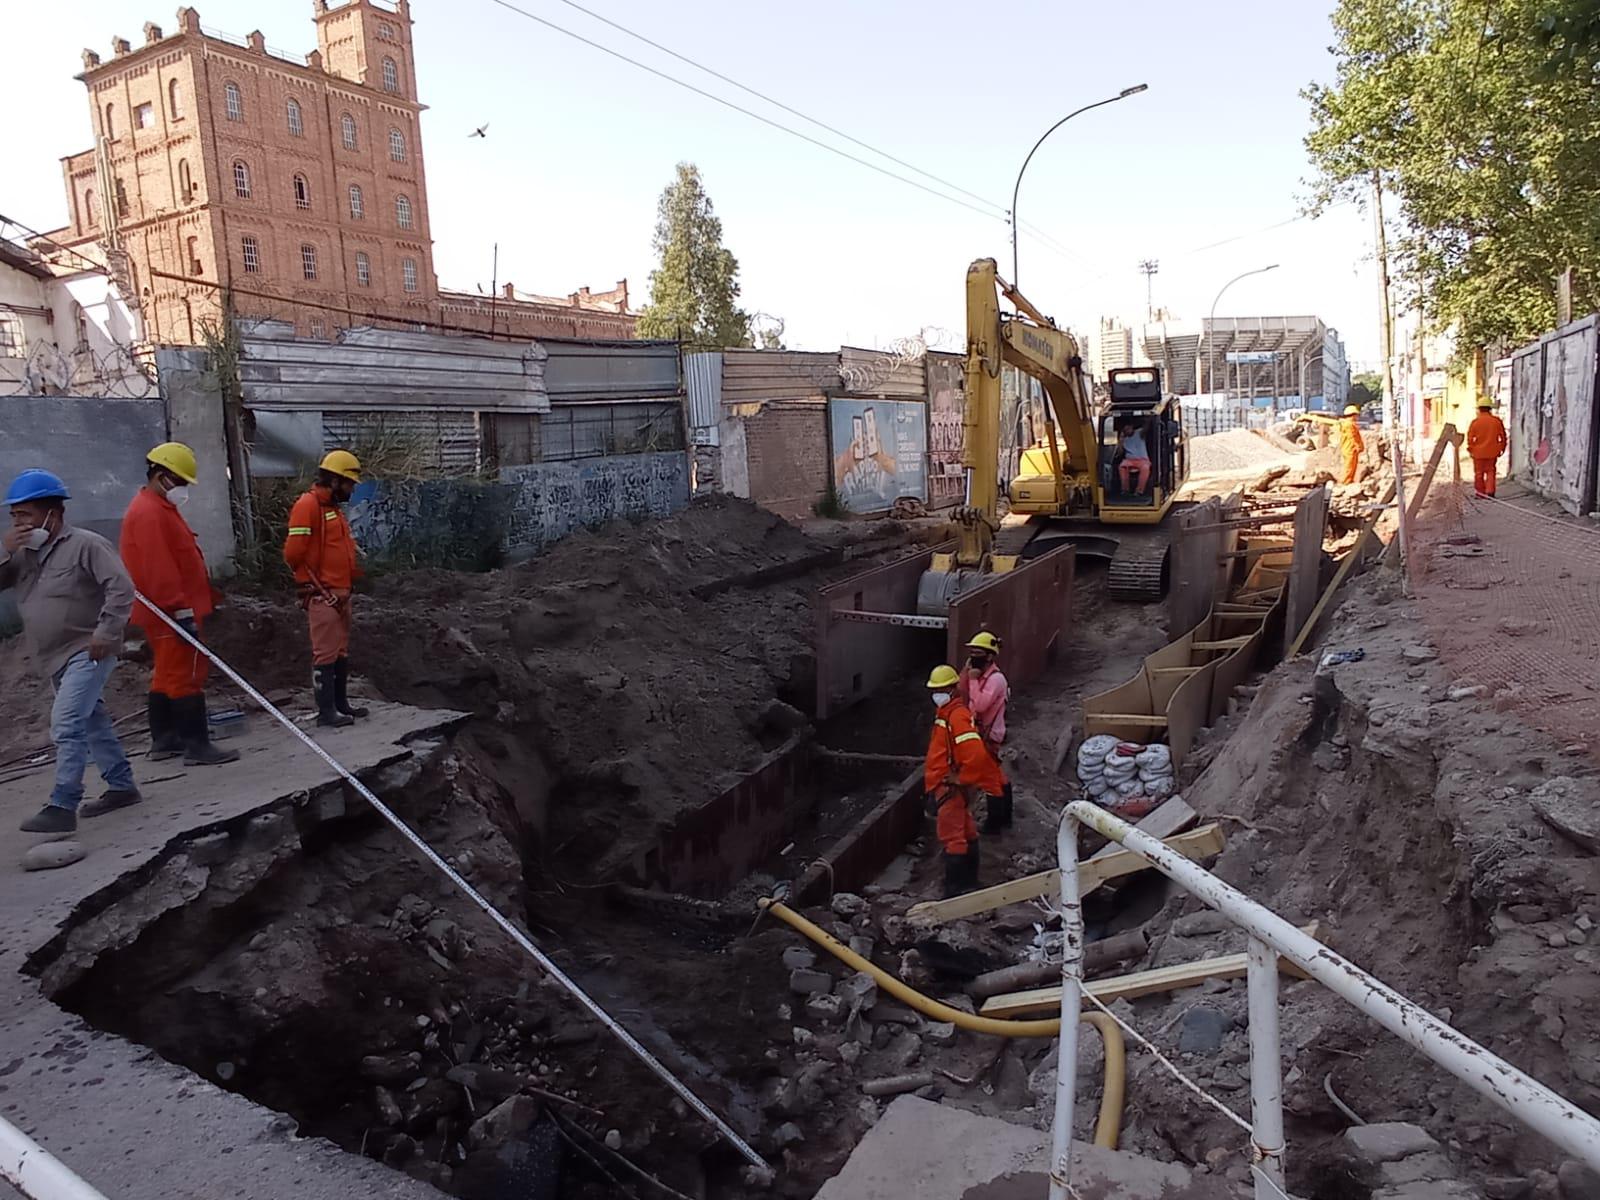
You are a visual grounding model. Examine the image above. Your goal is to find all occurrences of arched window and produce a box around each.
[355,251,371,287]
[286,97,303,136]
[84,189,99,226]
[233,160,251,199]
[381,56,399,93]
[293,173,311,209]
[389,128,407,163]
[340,113,358,150]
[224,81,242,121]
[187,237,202,276]
[168,78,184,120]
[178,159,193,203]
[402,257,418,293]
[301,243,318,281]
[104,103,115,137]
[394,193,412,229]
[348,184,364,219]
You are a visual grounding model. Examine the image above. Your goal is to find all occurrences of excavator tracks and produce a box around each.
[1106,543,1169,600]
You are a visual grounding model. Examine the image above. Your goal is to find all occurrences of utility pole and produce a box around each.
[1372,171,1410,577]
[1138,259,1158,320]
[489,242,499,339]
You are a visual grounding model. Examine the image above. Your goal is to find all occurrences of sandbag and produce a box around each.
[1079,734,1119,761]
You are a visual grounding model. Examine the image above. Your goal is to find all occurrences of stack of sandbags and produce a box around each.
[1075,736,1176,815]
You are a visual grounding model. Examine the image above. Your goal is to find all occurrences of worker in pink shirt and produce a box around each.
[959,631,1012,832]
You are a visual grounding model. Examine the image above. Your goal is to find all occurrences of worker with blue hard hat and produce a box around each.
[2,468,141,835]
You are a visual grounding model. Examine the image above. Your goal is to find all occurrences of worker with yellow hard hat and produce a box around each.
[924,663,1004,897]
[959,630,1013,833]
[283,449,368,727]
[1305,403,1366,485]
[118,441,239,788]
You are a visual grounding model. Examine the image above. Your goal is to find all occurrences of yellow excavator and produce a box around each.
[917,258,1189,613]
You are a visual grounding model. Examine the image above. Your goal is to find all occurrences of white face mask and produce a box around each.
[23,526,50,551]
[165,485,191,507]
[931,692,952,708]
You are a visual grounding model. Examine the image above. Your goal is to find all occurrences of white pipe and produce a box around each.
[1048,812,1084,1200]
[1067,801,1600,1173]
[0,1113,110,1200]
[132,594,771,1175]
[1246,937,1286,1198]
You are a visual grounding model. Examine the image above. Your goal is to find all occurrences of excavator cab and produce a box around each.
[1098,368,1186,514]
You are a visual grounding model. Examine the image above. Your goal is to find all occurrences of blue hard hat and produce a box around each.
[5,469,71,505]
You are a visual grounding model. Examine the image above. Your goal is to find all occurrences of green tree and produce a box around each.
[636,163,750,347]
[1304,0,1600,351]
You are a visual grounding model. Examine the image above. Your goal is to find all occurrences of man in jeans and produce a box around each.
[2,469,139,834]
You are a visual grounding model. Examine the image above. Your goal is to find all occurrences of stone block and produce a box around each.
[1346,1122,1441,1164]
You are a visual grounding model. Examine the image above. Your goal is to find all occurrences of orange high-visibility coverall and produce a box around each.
[1466,411,1508,497]
[121,487,216,699]
[1337,416,1365,485]
[925,697,1005,856]
[283,484,362,666]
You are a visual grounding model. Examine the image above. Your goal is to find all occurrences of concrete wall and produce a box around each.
[156,347,238,569]
[344,479,514,570]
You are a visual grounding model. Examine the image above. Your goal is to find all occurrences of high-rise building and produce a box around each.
[44,2,633,344]
[1097,318,1133,376]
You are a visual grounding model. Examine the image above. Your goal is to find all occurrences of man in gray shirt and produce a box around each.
[2,469,139,834]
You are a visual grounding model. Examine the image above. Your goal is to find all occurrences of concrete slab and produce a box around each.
[815,1097,1228,1200]
[0,700,465,1200]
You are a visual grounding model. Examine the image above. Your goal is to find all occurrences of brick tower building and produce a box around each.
[49,2,634,344]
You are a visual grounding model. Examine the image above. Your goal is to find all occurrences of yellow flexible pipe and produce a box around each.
[759,897,1125,1149]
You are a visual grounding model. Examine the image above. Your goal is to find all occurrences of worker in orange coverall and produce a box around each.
[283,450,367,729]
[1308,405,1366,484]
[1466,399,1508,498]
[959,630,1013,833]
[120,442,239,775]
[925,664,1005,898]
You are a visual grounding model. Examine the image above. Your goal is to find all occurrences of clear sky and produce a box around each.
[7,0,1380,368]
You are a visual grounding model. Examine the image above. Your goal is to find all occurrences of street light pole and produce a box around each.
[1011,84,1149,290]
[1206,263,1280,401]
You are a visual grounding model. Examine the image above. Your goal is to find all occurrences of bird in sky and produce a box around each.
[469,123,490,138]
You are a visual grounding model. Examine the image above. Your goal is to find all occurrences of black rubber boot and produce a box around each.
[21,805,77,834]
[317,665,355,728]
[942,845,981,898]
[176,695,241,765]
[996,782,1014,829]
[334,658,368,719]
[80,788,142,819]
[981,789,1010,834]
[147,693,184,761]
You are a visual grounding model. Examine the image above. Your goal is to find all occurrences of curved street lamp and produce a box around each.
[1206,263,1280,399]
[1010,84,1149,290]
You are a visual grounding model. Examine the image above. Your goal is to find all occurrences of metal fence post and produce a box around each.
[1049,812,1085,1200]
[1246,936,1286,1198]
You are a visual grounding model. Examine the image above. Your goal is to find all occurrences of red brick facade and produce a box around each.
[742,402,830,520]
[46,2,634,344]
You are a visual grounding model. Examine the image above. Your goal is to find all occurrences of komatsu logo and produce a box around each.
[1021,329,1054,361]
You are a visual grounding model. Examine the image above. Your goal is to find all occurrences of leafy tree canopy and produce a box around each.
[636,163,751,347]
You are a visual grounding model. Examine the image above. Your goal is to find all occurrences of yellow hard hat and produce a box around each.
[926,664,960,690]
[966,631,1001,653]
[320,449,362,482]
[147,442,198,484]
[1343,404,1360,416]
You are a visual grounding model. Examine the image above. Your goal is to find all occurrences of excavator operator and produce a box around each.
[924,664,1005,898]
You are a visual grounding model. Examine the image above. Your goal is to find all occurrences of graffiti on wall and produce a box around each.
[502,451,690,553]
[827,398,928,513]
[926,356,965,508]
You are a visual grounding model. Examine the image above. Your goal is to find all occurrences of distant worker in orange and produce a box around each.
[1307,404,1367,484]
[925,664,1005,898]
[959,631,1013,833]
[284,450,368,728]
[1466,399,1508,498]
[121,442,239,773]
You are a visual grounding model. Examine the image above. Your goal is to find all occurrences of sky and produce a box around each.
[7,0,1381,369]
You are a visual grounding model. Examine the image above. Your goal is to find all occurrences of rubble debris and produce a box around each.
[21,840,86,871]
[860,1072,935,1098]
[1529,778,1600,854]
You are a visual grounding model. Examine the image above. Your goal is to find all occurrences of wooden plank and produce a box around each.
[980,923,1323,1017]
[1087,713,1169,726]
[1191,637,1253,651]
[1180,514,1296,536]
[1088,795,1196,861]
[1381,423,1457,567]
[1286,477,1398,657]
[1282,485,1331,659]
[906,825,1227,925]
[1149,666,1202,676]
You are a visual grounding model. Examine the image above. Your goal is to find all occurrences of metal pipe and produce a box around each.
[755,898,1125,1147]
[132,595,771,1176]
[1049,810,1085,1200]
[1247,936,1286,1198]
[1067,800,1600,1173]
[0,1113,111,1200]
[1010,85,1148,290]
